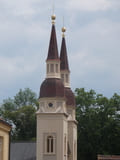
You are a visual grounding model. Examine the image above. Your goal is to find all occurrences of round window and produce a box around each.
[48,103,53,107]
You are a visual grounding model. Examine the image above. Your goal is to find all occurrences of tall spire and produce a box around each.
[46,15,60,79]
[60,27,69,71]
[47,15,59,60]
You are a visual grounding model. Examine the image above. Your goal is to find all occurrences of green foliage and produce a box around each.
[11,105,36,141]
[76,88,120,160]
[0,88,38,141]
[75,88,96,107]
[14,88,38,108]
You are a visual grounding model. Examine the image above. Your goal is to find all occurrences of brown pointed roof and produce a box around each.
[60,37,70,71]
[47,24,59,60]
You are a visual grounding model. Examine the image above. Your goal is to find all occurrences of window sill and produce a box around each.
[44,153,56,156]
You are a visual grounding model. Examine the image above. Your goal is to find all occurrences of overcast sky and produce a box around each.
[0,0,120,102]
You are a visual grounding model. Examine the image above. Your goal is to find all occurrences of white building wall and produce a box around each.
[37,113,68,160]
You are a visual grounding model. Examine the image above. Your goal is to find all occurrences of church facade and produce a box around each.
[36,15,77,160]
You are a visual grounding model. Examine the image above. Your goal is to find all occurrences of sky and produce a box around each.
[0,0,120,102]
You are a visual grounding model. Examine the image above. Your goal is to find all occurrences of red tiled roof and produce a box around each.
[98,155,120,160]
[39,78,65,98]
[60,37,69,71]
[47,24,59,60]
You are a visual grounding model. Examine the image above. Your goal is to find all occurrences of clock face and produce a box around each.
[48,103,53,108]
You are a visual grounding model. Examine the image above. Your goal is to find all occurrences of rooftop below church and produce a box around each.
[10,142,36,160]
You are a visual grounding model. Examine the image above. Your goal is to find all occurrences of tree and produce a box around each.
[75,88,120,160]
[10,105,36,141]
[14,88,38,108]
[0,88,38,141]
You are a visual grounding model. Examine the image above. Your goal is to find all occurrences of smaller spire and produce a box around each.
[60,27,69,71]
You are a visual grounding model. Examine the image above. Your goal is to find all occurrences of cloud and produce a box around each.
[68,18,120,54]
[66,0,120,11]
[68,18,120,96]
[0,54,41,86]
[0,0,120,102]
[0,0,40,17]
[70,48,120,97]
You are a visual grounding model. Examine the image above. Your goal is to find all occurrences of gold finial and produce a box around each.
[62,16,66,37]
[51,14,56,24]
[62,27,66,33]
[62,27,66,37]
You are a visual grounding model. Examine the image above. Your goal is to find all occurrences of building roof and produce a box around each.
[60,37,69,71]
[39,78,65,98]
[0,118,11,128]
[65,88,75,106]
[98,155,120,160]
[47,24,59,60]
[10,142,36,160]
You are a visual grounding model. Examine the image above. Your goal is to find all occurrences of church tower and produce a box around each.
[36,15,77,160]
[60,27,77,160]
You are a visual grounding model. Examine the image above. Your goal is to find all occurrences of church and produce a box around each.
[5,14,77,160]
[1,13,119,160]
[36,14,77,160]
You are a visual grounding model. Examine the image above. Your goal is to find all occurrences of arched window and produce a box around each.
[0,137,3,160]
[44,134,56,155]
[47,136,54,153]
